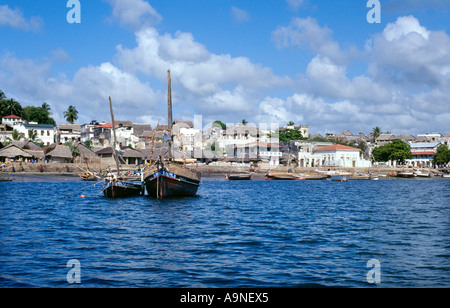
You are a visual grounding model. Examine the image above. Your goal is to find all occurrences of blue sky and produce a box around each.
[0,0,449,136]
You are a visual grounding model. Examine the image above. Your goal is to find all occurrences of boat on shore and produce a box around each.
[331,172,350,182]
[349,174,371,180]
[0,177,12,181]
[226,173,253,180]
[397,171,414,178]
[265,172,305,180]
[414,171,431,177]
[303,174,328,180]
[143,70,202,198]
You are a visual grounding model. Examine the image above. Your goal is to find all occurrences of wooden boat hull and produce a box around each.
[331,174,349,181]
[397,172,414,178]
[226,174,253,180]
[0,177,12,182]
[144,170,200,198]
[103,182,143,198]
[265,174,305,180]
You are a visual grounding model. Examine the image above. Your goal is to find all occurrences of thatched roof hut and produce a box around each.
[0,145,33,161]
[45,145,73,163]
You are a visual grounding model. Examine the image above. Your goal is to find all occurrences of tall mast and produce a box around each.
[167,69,173,129]
[109,96,121,177]
[167,69,173,159]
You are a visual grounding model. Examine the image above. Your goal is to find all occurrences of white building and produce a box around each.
[57,124,81,144]
[227,141,282,167]
[1,114,23,126]
[298,144,371,168]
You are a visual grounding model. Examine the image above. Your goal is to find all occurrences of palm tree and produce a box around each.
[63,105,79,124]
[1,98,23,117]
[41,102,52,115]
[241,119,248,126]
[5,129,25,143]
[287,121,295,126]
[372,126,381,142]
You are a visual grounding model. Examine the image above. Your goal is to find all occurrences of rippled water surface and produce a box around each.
[1,178,449,287]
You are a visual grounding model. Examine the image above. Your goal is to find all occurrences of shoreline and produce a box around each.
[1,165,447,182]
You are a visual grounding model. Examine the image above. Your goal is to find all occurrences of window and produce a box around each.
[41,130,44,136]
[47,131,50,136]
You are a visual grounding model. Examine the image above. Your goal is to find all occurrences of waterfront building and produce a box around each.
[406,142,441,168]
[227,141,282,167]
[308,144,371,168]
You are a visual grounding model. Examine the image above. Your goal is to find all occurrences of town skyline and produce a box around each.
[1,1,449,136]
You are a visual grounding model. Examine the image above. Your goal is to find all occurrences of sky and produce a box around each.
[0,0,449,136]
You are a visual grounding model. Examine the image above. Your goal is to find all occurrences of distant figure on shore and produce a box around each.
[40,164,43,173]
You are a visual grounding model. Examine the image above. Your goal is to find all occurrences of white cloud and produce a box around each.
[230,6,251,23]
[105,0,162,30]
[382,15,430,41]
[286,0,305,11]
[0,5,43,32]
[271,17,358,64]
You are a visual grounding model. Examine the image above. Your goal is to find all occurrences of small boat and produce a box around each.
[370,175,379,180]
[265,172,305,180]
[331,172,350,182]
[226,173,253,180]
[414,171,431,177]
[103,174,144,198]
[442,173,450,178]
[397,171,414,178]
[349,174,371,180]
[103,96,144,198]
[78,172,98,181]
[0,177,13,181]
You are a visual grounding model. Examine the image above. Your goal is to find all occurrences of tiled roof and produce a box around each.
[314,144,360,152]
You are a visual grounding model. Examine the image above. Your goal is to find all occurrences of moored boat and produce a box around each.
[397,171,414,178]
[144,157,201,198]
[103,175,143,198]
[331,172,350,181]
[143,69,202,198]
[103,96,144,198]
[414,171,431,177]
[226,173,253,180]
[78,172,98,181]
[0,177,12,181]
[265,172,305,180]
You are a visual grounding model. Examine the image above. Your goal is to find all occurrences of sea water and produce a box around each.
[0,178,449,287]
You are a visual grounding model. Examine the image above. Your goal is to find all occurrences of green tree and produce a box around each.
[84,140,93,150]
[64,142,79,158]
[278,128,304,142]
[0,98,23,118]
[372,126,381,142]
[63,105,79,124]
[23,105,56,125]
[372,139,412,164]
[433,144,450,165]
[212,120,226,130]
[287,121,295,126]
[241,119,247,126]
